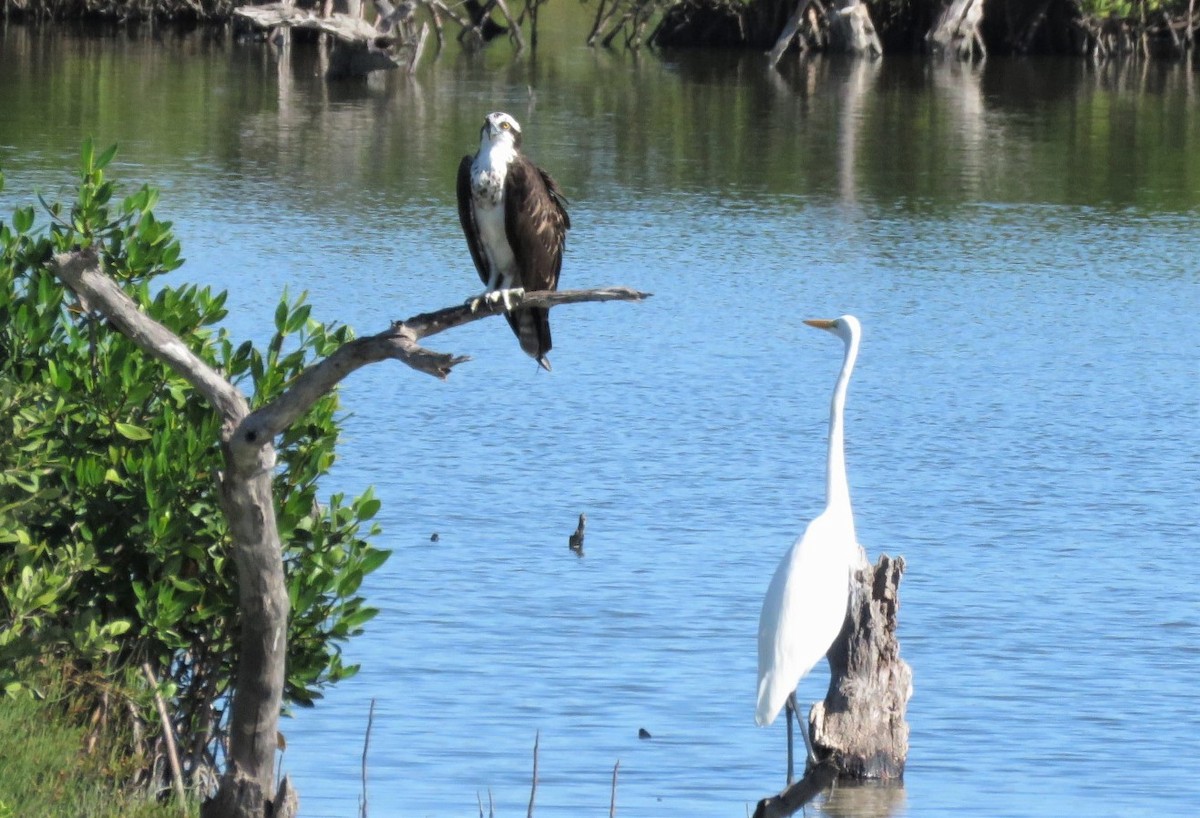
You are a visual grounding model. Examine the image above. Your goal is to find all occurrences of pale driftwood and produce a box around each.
[767,0,879,65]
[49,247,647,818]
[829,0,882,57]
[234,2,427,76]
[754,553,911,817]
[767,0,816,67]
[927,0,987,60]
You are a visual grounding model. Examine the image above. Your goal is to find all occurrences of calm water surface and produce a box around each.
[2,20,1199,818]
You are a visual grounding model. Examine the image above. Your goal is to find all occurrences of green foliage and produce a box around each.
[0,143,388,786]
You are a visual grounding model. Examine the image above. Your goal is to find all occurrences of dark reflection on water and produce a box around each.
[2,21,1199,818]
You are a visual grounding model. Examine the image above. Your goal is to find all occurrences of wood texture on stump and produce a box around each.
[755,552,911,818]
[812,552,912,779]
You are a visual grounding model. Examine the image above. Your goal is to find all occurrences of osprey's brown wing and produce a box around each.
[504,155,570,369]
[456,154,491,289]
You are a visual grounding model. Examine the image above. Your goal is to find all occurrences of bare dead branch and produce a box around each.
[50,248,248,423]
[240,286,650,445]
[401,286,651,342]
[45,245,648,818]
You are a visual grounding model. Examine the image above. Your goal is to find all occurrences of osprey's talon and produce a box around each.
[500,287,525,311]
[465,290,501,313]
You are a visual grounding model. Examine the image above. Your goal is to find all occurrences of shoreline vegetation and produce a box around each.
[0,670,198,818]
[1,0,1198,63]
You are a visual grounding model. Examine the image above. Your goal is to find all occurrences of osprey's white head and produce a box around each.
[480,111,522,153]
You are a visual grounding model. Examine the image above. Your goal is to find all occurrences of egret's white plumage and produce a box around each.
[756,315,863,781]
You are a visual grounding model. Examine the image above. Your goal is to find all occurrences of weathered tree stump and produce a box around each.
[813,553,912,778]
[755,552,912,817]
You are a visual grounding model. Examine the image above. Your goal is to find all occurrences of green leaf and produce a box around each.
[356,497,382,521]
[114,422,152,441]
[95,143,118,171]
[358,548,390,575]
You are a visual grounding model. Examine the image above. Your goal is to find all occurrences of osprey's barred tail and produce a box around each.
[510,307,552,371]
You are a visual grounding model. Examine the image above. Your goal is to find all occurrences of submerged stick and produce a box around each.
[527,730,540,817]
[360,698,376,818]
[609,760,620,817]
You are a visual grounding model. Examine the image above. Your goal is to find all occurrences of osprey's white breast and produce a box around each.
[470,140,518,286]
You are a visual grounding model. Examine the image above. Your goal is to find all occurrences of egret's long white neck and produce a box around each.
[825,330,859,514]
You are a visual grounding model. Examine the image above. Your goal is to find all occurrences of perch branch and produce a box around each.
[240,286,650,444]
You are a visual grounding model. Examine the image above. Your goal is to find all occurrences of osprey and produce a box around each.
[457,111,570,371]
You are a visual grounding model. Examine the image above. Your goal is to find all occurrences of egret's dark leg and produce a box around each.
[785,694,796,786]
[791,692,816,769]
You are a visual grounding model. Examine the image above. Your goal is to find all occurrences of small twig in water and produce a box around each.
[527,730,540,817]
[610,759,620,818]
[360,698,376,818]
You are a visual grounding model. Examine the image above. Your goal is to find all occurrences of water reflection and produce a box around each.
[823,780,906,818]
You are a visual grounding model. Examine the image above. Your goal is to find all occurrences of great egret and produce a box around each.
[756,314,862,786]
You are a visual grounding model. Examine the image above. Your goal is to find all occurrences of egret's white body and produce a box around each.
[756,315,863,782]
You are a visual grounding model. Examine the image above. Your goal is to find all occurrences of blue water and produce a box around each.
[2,28,1199,818]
